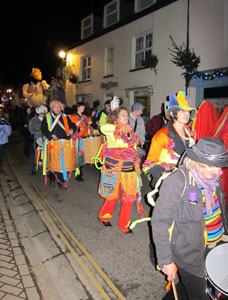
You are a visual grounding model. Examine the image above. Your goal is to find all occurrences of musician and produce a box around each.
[70,102,88,181]
[41,98,76,187]
[152,137,228,300]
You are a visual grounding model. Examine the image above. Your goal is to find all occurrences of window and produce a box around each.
[135,33,153,69]
[104,0,119,28]
[81,14,93,39]
[81,56,91,81]
[135,0,155,12]
[104,48,114,76]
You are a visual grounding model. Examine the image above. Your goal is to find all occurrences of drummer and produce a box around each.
[41,97,76,187]
[152,137,228,300]
[70,102,91,181]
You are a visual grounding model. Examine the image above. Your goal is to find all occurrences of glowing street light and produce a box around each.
[59,51,66,60]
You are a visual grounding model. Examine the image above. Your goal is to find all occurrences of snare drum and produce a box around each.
[47,139,77,172]
[206,243,228,299]
[83,135,102,164]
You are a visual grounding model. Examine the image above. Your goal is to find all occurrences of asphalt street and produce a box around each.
[2,133,167,300]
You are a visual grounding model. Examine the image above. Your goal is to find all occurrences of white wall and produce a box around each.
[66,0,228,115]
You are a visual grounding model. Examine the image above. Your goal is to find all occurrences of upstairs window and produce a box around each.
[135,33,153,69]
[81,14,93,39]
[104,48,114,76]
[135,0,155,12]
[81,56,91,81]
[104,0,120,28]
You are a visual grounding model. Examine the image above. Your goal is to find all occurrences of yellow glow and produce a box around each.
[59,51,66,59]
[66,53,72,66]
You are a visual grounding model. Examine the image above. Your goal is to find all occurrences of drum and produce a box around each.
[206,243,228,299]
[83,135,102,164]
[47,139,77,172]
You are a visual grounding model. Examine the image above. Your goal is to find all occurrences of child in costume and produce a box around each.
[97,98,142,233]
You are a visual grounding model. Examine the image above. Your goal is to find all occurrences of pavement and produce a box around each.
[0,170,41,300]
[0,163,93,300]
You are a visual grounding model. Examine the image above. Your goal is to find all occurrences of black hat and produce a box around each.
[186,137,228,167]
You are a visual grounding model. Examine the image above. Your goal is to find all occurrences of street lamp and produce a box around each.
[59,51,66,60]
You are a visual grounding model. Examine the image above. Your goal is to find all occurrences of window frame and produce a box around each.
[80,56,91,81]
[103,0,120,28]
[81,14,93,40]
[134,0,155,13]
[104,47,114,76]
[134,32,153,69]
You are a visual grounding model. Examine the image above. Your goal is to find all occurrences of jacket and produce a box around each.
[152,165,227,277]
[143,121,195,182]
[28,115,43,141]
[129,114,146,144]
[0,120,12,145]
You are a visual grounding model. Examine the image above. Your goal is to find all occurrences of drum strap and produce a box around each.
[51,113,63,131]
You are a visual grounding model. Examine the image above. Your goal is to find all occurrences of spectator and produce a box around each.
[0,111,12,174]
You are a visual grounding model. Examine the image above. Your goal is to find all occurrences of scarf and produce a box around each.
[189,166,222,215]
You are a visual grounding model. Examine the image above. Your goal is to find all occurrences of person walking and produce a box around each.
[152,137,228,300]
[28,105,48,175]
[143,91,196,187]
[129,102,146,160]
[97,105,142,233]
[0,111,12,174]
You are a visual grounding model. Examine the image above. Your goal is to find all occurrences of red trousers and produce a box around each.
[99,198,133,232]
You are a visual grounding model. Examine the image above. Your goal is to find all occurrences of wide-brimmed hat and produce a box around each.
[35,105,47,115]
[186,137,228,167]
[165,91,197,120]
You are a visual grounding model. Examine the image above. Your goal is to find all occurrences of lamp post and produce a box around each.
[58,50,66,79]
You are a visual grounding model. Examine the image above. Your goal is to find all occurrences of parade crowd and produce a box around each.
[1,67,228,300]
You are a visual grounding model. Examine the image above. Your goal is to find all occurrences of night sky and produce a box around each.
[0,1,111,89]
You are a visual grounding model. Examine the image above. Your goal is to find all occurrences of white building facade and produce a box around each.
[64,0,228,118]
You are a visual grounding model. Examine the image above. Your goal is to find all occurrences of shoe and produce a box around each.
[31,171,36,175]
[98,218,112,227]
[75,176,84,182]
[124,229,133,234]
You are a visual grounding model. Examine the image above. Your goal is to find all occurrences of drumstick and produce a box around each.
[172,281,178,300]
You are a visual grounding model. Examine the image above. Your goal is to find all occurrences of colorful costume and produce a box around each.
[191,101,218,140]
[23,68,49,108]
[143,91,196,186]
[98,123,142,232]
[212,107,228,205]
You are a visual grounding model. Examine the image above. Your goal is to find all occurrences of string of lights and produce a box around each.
[189,68,228,81]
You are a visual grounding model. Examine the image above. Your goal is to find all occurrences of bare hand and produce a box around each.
[221,234,228,242]
[124,124,133,134]
[52,134,58,140]
[69,129,74,135]
[162,263,176,282]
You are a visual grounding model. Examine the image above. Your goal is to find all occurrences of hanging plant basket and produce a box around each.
[142,53,159,74]
[69,73,78,84]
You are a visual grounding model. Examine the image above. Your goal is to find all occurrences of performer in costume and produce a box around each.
[97,98,144,233]
[212,107,228,206]
[143,91,196,187]
[23,68,49,108]
[191,101,218,141]
[41,98,76,188]
[152,138,228,300]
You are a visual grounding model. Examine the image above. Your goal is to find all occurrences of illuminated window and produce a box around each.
[135,0,155,12]
[104,0,120,28]
[135,33,153,68]
[81,14,93,39]
[81,56,91,81]
[104,48,114,76]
